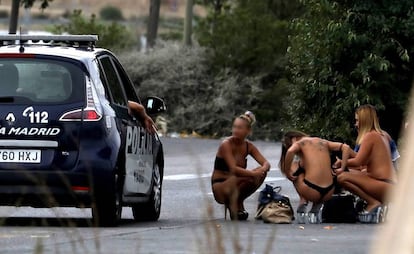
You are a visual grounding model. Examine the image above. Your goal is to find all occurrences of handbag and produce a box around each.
[322,193,357,223]
[255,184,294,224]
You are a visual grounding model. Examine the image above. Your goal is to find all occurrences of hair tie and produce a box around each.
[244,111,256,126]
[238,111,256,127]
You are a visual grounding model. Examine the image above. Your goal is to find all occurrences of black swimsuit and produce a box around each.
[214,157,230,172]
[293,166,336,199]
[212,142,249,184]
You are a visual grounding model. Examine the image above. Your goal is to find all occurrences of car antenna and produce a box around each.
[19,27,24,53]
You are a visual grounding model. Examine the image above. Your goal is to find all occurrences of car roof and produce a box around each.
[0,45,107,63]
[0,35,110,64]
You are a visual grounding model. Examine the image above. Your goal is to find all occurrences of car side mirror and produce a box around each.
[143,96,166,115]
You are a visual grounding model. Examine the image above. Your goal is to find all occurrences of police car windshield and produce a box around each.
[0,58,85,104]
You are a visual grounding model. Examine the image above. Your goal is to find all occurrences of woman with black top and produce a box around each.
[211,111,271,220]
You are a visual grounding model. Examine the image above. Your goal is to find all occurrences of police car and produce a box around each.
[0,34,166,226]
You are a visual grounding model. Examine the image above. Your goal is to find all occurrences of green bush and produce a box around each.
[192,0,303,139]
[32,12,49,19]
[50,10,135,52]
[119,42,280,139]
[0,10,9,18]
[99,5,124,21]
[288,0,414,142]
[158,17,184,41]
[159,31,183,41]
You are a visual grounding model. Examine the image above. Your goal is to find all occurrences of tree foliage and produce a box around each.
[99,5,124,21]
[9,0,53,34]
[51,10,136,52]
[288,0,414,142]
[197,0,302,74]
[20,0,52,9]
[195,0,303,139]
[119,42,266,138]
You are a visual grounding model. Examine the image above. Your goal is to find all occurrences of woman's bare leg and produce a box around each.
[297,195,308,213]
[337,172,391,211]
[212,174,264,218]
[212,177,239,218]
[299,196,308,205]
[292,174,325,203]
[237,174,265,210]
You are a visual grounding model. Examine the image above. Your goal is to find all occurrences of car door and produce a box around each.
[97,54,153,197]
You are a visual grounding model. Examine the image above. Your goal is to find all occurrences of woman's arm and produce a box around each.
[347,133,375,167]
[248,142,271,172]
[219,141,259,177]
[327,141,350,174]
[349,149,357,158]
[283,143,301,180]
[334,144,362,169]
[128,101,156,134]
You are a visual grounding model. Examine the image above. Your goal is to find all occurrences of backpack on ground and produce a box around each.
[322,193,357,223]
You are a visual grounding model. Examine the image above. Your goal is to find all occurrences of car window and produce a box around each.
[0,58,84,104]
[111,58,140,102]
[91,60,109,100]
[98,56,127,106]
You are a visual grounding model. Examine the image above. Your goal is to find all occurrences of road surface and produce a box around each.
[0,137,378,253]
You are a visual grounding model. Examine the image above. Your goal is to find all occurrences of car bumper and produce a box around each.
[0,160,114,208]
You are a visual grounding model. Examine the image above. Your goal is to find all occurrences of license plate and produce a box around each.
[0,149,41,163]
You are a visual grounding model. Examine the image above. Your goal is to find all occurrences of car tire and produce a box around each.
[132,162,162,221]
[92,173,123,227]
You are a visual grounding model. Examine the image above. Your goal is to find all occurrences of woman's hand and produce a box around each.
[128,100,157,134]
[333,156,341,169]
[144,115,157,134]
[333,168,344,176]
[252,164,270,174]
[287,172,298,182]
[259,164,270,172]
[253,167,267,178]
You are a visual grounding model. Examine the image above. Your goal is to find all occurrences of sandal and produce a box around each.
[308,203,323,224]
[358,205,383,224]
[225,205,249,221]
[237,210,249,221]
[296,203,308,224]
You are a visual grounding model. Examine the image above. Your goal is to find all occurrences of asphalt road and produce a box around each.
[0,137,379,254]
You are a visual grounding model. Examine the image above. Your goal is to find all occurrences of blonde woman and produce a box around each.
[211,111,271,220]
[335,105,396,221]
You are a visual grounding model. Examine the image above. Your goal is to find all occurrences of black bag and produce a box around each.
[322,194,357,223]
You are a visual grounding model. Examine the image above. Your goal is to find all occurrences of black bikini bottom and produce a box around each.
[304,178,336,198]
[293,166,336,198]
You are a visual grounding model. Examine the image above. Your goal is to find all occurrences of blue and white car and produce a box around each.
[0,35,165,226]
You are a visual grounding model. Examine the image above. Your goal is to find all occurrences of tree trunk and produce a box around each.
[213,0,222,14]
[147,0,161,48]
[183,0,194,46]
[9,0,20,34]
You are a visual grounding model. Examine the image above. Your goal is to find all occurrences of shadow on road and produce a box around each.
[0,217,137,227]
